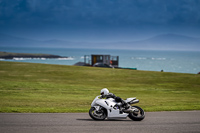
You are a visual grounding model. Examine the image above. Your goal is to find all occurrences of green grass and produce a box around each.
[0,61,200,113]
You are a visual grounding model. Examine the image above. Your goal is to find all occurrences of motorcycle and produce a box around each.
[89,95,145,121]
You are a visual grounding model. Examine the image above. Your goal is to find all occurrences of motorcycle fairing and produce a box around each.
[107,109,128,119]
[91,95,101,107]
[95,98,128,119]
[96,99,112,110]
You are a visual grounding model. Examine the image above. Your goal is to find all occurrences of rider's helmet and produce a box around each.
[100,88,109,96]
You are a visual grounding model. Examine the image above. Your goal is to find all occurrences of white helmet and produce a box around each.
[100,88,109,96]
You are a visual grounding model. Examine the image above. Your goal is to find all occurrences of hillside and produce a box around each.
[0,33,200,51]
[0,51,65,59]
[0,61,200,113]
[131,34,200,50]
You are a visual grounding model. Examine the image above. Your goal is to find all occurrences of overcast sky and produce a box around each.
[0,0,200,42]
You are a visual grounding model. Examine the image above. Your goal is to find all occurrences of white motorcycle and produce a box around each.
[89,95,145,121]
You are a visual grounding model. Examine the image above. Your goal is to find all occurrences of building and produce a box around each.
[84,54,119,68]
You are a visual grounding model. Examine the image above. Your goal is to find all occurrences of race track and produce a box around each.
[0,111,200,133]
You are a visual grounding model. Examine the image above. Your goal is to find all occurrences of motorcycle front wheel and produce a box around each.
[128,106,145,121]
[89,107,107,120]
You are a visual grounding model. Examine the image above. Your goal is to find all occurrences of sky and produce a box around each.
[0,0,200,42]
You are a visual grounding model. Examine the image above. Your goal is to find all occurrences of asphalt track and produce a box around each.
[0,111,200,133]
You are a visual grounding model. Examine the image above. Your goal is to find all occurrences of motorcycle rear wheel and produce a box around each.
[89,107,107,120]
[128,106,145,121]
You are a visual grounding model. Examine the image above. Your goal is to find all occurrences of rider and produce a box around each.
[100,88,131,112]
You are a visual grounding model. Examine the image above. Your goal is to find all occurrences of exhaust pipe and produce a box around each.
[129,99,139,104]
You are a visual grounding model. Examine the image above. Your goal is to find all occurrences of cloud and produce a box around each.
[0,0,200,42]
[1,0,200,28]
